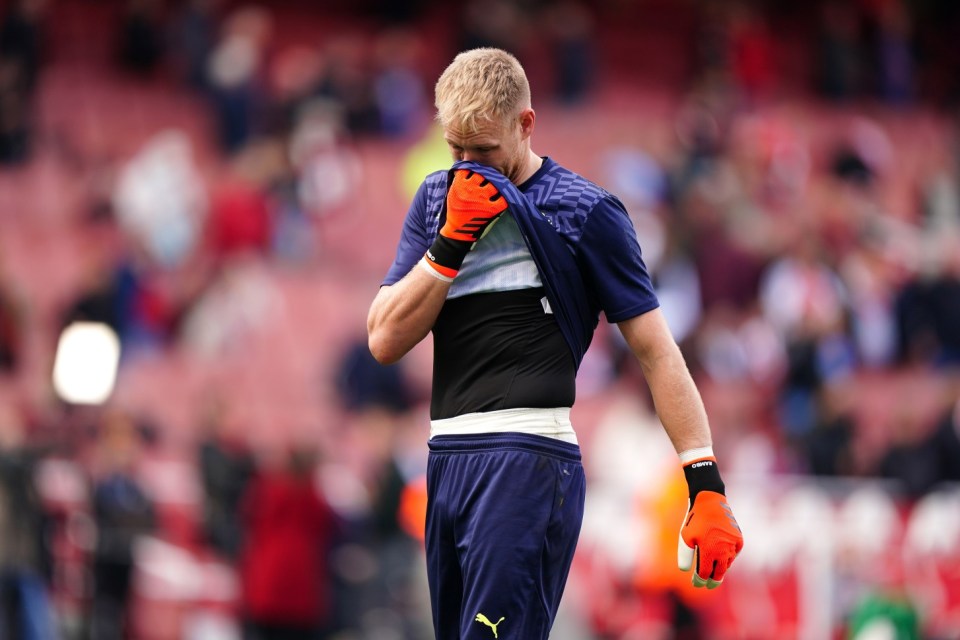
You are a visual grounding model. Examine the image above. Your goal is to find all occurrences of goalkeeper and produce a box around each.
[368,48,743,640]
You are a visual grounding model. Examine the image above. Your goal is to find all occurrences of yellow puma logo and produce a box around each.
[474,613,505,638]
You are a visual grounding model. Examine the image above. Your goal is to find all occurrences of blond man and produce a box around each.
[368,48,743,639]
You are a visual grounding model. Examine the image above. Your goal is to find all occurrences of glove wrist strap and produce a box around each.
[424,235,471,279]
[681,449,725,503]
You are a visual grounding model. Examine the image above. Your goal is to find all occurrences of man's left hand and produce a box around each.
[677,490,743,589]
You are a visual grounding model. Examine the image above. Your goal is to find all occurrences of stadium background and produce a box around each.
[0,0,958,638]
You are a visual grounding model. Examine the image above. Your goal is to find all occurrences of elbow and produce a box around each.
[366,306,402,365]
[367,330,403,366]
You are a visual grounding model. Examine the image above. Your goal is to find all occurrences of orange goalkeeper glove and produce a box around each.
[422,169,508,281]
[677,450,743,589]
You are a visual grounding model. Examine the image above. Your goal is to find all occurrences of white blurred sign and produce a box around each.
[52,322,121,405]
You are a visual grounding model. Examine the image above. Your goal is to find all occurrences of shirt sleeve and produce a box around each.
[576,195,660,322]
[382,178,433,286]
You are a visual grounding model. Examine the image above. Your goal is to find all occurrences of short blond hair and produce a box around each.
[434,48,531,131]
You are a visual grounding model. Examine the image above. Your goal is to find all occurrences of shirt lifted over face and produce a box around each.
[442,113,530,185]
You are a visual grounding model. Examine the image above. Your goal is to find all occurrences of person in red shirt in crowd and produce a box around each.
[204,146,278,261]
[239,444,340,640]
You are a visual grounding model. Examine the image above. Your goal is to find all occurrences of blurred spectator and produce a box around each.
[58,242,176,356]
[116,0,165,78]
[543,1,596,105]
[88,411,155,640]
[208,33,260,153]
[686,188,767,311]
[372,29,428,138]
[239,444,339,640]
[759,235,848,340]
[894,242,960,367]
[112,130,208,270]
[60,260,121,334]
[290,99,363,223]
[670,96,729,194]
[242,140,312,264]
[110,250,177,354]
[204,143,277,261]
[729,112,811,209]
[355,411,431,639]
[197,397,254,560]
[650,241,703,347]
[331,338,430,636]
[0,278,24,374]
[0,0,45,164]
[845,118,894,182]
[816,1,863,102]
[919,151,960,235]
[0,0,42,92]
[830,143,875,189]
[694,305,785,386]
[846,375,950,486]
[178,255,282,356]
[927,393,960,484]
[600,146,670,222]
[368,0,425,25]
[335,336,412,416]
[690,0,733,83]
[457,0,527,57]
[760,235,855,442]
[846,585,921,639]
[805,385,856,476]
[316,35,380,136]
[172,0,220,91]
[0,57,33,165]
[266,45,326,136]
[670,110,786,314]
[876,408,942,498]
[206,6,273,153]
[871,0,915,105]
[840,251,899,369]
[726,2,776,104]
[0,402,57,640]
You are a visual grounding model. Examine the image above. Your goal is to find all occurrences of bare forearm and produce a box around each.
[367,264,450,364]
[639,346,712,454]
[618,310,713,454]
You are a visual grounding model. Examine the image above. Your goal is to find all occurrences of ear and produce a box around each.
[518,108,536,139]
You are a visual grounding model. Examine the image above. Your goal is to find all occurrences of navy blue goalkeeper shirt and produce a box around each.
[382,157,660,370]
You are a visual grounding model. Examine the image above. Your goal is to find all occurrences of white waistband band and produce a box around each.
[430,407,578,444]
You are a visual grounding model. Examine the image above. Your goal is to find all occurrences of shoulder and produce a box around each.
[529,160,613,210]
[524,159,620,238]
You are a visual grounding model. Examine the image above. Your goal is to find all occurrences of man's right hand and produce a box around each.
[422,169,509,281]
[440,169,509,242]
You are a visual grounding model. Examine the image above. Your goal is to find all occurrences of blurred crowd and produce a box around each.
[0,0,958,638]
[608,0,960,494]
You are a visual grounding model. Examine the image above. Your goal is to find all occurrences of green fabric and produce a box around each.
[847,591,920,640]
